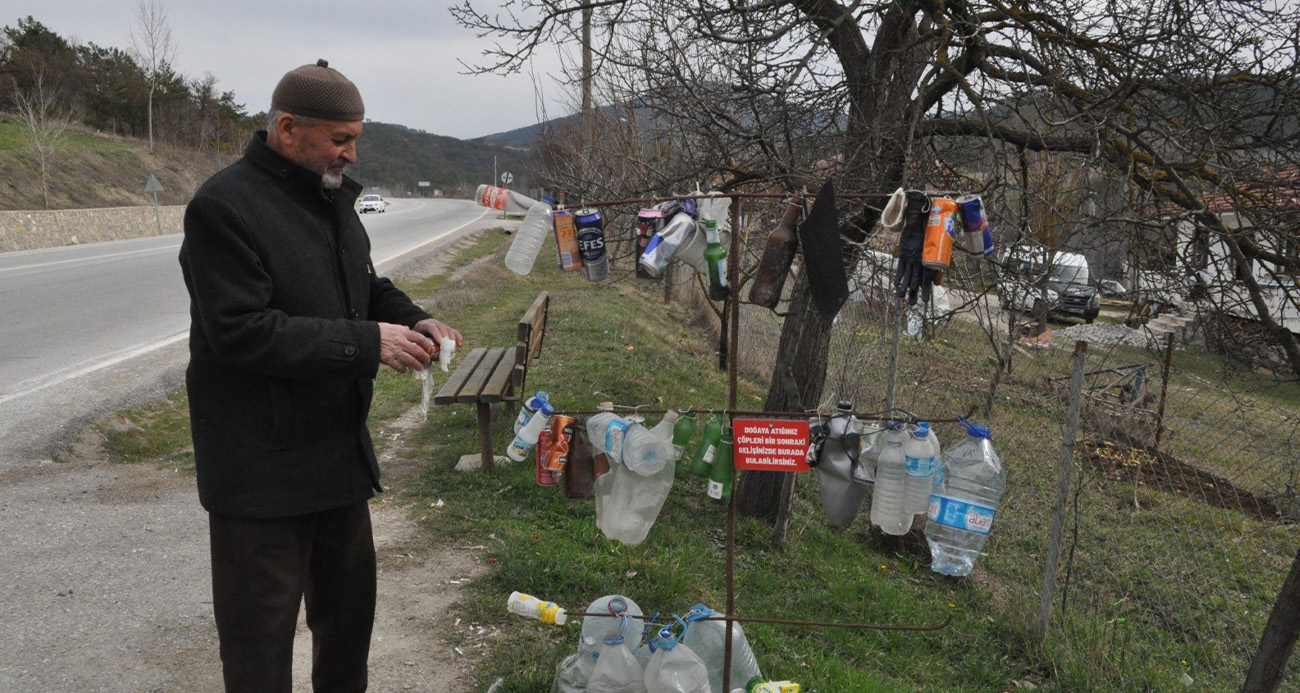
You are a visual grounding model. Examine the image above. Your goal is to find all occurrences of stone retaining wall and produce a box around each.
[0,205,186,253]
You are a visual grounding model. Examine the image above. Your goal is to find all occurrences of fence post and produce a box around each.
[1038,340,1088,637]
[886,305,904,411]
[1154,332,1175,451]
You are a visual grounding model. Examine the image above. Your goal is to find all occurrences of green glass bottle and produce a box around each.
[672,412,697,474]
[707,427,734,502]
[689,413,724,477]
[703,219,730,301]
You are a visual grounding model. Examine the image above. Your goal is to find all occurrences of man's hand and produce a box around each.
[378,322,434,373]
[413,318,463,348]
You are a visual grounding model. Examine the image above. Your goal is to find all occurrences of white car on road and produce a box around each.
[359,194,386,214]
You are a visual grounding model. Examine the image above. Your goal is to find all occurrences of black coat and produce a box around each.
[180,132,431,518]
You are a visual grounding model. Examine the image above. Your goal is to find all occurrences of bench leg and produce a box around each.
[478,402,495,471]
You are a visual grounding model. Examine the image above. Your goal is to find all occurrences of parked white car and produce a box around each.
[359,194,386,214]
[999,247,1100,323]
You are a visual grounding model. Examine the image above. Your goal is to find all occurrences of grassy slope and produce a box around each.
[101,228,1298,691]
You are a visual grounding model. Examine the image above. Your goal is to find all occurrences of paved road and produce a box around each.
[0,198,489,692]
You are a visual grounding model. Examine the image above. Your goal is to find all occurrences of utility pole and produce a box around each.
[493,155,498,188]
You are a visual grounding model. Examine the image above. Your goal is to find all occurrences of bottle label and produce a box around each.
[605,419,632,466]
[927,495,996,535]
[905,454,934,476]
[707,480,724,499]
[702,444,717,463]
[673,443,685,460]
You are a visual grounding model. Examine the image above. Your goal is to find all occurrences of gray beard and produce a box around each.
[322,171,343,189]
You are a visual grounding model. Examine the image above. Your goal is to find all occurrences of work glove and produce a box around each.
[894,191,930,305]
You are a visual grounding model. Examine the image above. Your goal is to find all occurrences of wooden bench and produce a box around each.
[433,291,549,469]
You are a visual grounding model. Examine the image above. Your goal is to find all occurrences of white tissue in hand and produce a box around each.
[438,338,456,372]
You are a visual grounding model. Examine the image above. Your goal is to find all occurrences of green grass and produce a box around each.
[98,225,1300,691]
[96,388,195,469]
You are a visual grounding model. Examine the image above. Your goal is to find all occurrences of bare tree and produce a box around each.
[12,66,71,210]
[130,0,176,154]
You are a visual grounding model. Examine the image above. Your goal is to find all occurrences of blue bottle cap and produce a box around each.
[538,402,555,417]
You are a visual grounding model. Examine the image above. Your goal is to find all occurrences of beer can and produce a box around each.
[544,415,576,471]
[636,209,665,279]
[552,209,583,271]
[956,195,994,257]
[535,430,559,486]
[575,208,610,282]
[922,198,958,270]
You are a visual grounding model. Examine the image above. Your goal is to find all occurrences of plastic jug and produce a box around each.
[815,401,868,528]
[903,422,940,517]
[925,419,1005,576]
[588,615,648,693]
[643,623,711,693]
[587,412,673,476]
[680,604,762,693]
[870,422,910,535]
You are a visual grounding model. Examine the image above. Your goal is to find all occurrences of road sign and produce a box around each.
[418,181,431,187]
[143,174,164,193]
[500,171,514,185]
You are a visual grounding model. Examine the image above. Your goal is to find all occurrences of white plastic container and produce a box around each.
[581,595,646,659]
[903,422,940,517]
[870,422,910,535]
[506,591,567,624]
[586,412,673,476]
[514,391,550,434]
[504,201,555,275]
[507,402,554,461]
[679,604,762,693]
[587,616,647,693]
[815,401,868,528]
[643,628,711,693]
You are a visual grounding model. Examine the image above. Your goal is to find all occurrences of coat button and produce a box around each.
[344,344,358,356]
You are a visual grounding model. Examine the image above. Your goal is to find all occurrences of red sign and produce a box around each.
[733,418,811,472]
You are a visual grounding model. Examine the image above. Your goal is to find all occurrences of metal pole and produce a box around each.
[886,304,904,411]
[1038,340,1088,637]
[723,198,741,693]
[1154,332,1175,451]
[152,191,162,236]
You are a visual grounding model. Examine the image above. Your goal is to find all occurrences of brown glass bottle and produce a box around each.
[748,197,802,309]
[563,429,596,499]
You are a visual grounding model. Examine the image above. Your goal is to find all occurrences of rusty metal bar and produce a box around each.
[1038,340,1088,637]
[723,198,742,693]
[565,610,954,632]
[1154,332,1176,451]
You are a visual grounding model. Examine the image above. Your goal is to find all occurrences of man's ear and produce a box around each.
[271,112,297,147]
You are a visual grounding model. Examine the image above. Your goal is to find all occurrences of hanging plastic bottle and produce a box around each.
[514,391,551,434]
[581,596,646,664]
[595,414,679,545]
[672,413,697,473]
[576,208,610,282]
[903,422,941,518]
[640,212,696,277]
[477,184,539,214]
[504,201,555,275]
[815,401,868,529]
[588,615,648,693]
[703,219,730,301]
[506,591,567,624]
[643,621,711,693]
[555,635,599,693]
[870,422,910,536]
[707,425,734,502]
[748,198,803,310]
[507,402,554,462]
[925,419,1006,576]
[851,422,882,485]
[586,412,673,476]
[689,413,725,478]
[679,604,762,693]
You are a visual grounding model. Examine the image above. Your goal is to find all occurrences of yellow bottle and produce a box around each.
[506,591,569,625]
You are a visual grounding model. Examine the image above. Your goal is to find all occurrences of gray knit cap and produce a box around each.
[271,59,364,121]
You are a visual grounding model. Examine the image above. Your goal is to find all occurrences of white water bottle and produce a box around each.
[507,402,553,461]
[505,201,554,275]
[903,422,940,517]
[926,421,1005,576]
[643,627,711,693]
[679,604,762,693]
[870,422,910,535]
[586,413,672,476]
[587,616,647,693]
[581,595,645,659]
[514,390,550,434]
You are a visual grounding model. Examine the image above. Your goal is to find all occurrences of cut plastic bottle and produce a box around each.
[504,201,555,275]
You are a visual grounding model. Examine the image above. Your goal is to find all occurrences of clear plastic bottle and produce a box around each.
[925,422,1005,576]
[476,184,539,214]
[679,604,762,693]
[815,401,868,528]
[508,402,554,461]
[643,626,711,693]
[903,422,940,518]
[596,414,678,545]
[514,390,551,434]
[870,422,910,535]
[851,422,881,484]
[581,595,645,655]
[588,621,647,693]
[586,412,673,476]
[554,637,598,693]
[505,201,555,275]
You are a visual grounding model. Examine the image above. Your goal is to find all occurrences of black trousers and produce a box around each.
[209,501,376,693]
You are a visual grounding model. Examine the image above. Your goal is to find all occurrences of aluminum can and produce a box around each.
[922,198,958,270]
[575,208,610,282]
[636,209,665,279]
[956,195,994,257]
[552,209,583,271]
[535,430,559,486]
[544,415,576,471]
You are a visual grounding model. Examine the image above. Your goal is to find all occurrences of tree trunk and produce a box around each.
[1241,546,1300,692]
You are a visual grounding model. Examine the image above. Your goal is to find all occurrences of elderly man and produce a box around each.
[179,59,460,692]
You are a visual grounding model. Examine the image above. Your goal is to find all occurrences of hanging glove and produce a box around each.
[894,191,930,305]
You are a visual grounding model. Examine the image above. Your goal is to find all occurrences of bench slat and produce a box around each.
[456,347,508,404]
[480,350,519,404]
[434,347,488,404]
[517,291,549,345]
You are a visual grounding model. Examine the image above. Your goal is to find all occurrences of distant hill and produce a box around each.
[348,121,533,196]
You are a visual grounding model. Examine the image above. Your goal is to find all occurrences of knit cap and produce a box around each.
[271,59,364,121]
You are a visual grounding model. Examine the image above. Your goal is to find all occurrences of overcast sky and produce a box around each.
[9,0,573,139]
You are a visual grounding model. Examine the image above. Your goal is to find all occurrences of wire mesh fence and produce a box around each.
[665,194,1300,689]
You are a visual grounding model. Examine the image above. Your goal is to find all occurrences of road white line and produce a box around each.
[373,208,490,271]
[0,331,189,406]
[0,244,179,274]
